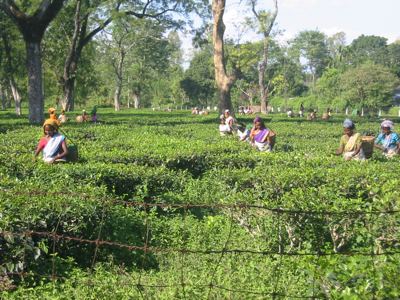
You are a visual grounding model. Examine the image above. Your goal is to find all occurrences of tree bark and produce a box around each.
[10,79,22,116]
[26,41,44,123]
[212,0,235,113]
[0,84,6,110]
[114,85,121,111]
[133,92,140,109]
[62,77,76,111]
[113,49,125,111]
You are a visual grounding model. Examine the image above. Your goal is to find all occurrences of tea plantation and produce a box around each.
[1,109,399,299]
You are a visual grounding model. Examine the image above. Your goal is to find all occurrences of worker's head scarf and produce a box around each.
[253,116,262,124]
[43,119,59,132]
[381,120,394,130]
[343,119,355,129]
[253,116,265,129]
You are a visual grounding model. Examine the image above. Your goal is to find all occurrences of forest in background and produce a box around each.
[0,1,399,117]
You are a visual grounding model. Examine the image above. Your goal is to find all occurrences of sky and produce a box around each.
[182,0,399,65]
[224,0,399,44]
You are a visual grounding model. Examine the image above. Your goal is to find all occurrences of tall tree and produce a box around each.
[249,0,278,114]
[212,0,236,113]
[181,47,215,107]
[327,32,346,69]
[290,30,329,88]
[341,63,399,111]
[346,34,388,66]
[0,0,65,123]
[96,18,172,109]
[387,41,400,77]
[55,0,116,111]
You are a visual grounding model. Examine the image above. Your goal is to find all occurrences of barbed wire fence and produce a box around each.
[1,189,400,298]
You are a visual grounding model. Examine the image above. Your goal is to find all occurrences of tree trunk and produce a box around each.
[10,79,22,116]
[113,49,125,111]
[60,0,83,112]
[212,0,235,113]
[26,41,44,123]
[259,57,268,114]
[251,0,278,114]
[0,84,6,110]
[218,83,233,113]
[133,92,140,109]
[114,84,121,111]
[61,77,76,111]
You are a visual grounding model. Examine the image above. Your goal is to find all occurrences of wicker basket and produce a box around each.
[66,144,79,162]
[361,136,374,158]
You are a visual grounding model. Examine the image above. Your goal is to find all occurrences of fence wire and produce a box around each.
[1,193,399,298]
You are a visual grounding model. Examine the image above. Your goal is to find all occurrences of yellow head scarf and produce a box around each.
[43,118,59,131]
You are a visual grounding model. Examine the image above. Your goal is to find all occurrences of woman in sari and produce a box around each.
[48,107,61,126]
[58,109,68,123]
[219,110,235,136]
[35,119,69,163]
[374,120,400,158]
[250,117,276,152]
[336,119,364,161]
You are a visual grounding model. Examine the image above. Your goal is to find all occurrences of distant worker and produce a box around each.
[335,119,364,161]
[322,108,331,120]
[91,106,98,123]
[58,109,68,124]
[307,110,317,121]
[76,110,89,123]
[299,103,305,117]
[224,109,235,129]
[250,117,276,152]
[287,108,294,118]
[374,120,400,158]
[47,107,61,126]
[219,114,230,136]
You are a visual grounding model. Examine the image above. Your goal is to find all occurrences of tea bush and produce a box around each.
[1,109,399,298]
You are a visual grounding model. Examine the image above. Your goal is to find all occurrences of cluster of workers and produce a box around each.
[33,107,400,164]
[219,109,400,160]
[286,105,332,121]
[191,107,209,115]
[336,119,400,160]
[219,110,276,152]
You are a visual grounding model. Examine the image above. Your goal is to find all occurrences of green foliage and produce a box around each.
[180,47,216,107]
[346,35,389,66]
[340,63,399,110]
[290,30,330,84]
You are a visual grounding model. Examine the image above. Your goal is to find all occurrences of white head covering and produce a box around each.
[381,120,394,130]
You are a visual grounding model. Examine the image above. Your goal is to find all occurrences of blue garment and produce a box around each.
[375,132,400,150]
